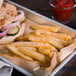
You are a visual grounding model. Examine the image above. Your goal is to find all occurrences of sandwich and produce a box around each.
[0,2,26,44]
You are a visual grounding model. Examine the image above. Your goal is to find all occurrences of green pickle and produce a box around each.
[7,26,19,36]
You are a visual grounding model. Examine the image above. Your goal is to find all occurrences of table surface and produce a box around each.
[11,0,76,76]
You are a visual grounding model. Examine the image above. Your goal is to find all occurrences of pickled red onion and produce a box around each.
[0,30,9,37]
[14,10,25,21]
[0,21,20,37]
[2,21,20,30]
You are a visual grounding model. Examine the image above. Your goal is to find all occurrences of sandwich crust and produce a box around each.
[0,22,25,44]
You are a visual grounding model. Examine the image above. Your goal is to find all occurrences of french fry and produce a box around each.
[67,39,74,45]
[18,47,46,63]
[1,54,11,58]
[31,61,41,65]
[17,46,37,51]
[30,61,46,67]
[6,45,33,61]
[31,25,59,32]
[34,29,72,40]
[46,35,68,46]
[49,52,54,58]
[28,35,64,49]
[45,35,68,46]
[28,35,58,51]
[38,48,51,55]
[10,42,52,49]
[16,35,29,41]
[40,67,48,70]
[11,41,57,51]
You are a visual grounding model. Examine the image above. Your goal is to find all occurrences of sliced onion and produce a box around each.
[0,30,9,37]
[14,10,25,21]
[6,21,20,29]
[1,21,20,30]
[0,21,20,37]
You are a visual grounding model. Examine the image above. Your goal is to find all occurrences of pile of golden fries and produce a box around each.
[6,25,73,67]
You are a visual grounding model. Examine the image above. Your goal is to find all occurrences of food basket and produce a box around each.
[0,0,76,76]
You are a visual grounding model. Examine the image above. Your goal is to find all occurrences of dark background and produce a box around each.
[9,0,76,76]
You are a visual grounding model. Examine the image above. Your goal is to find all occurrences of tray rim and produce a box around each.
[0,0,76,76]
